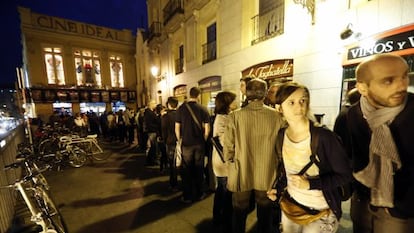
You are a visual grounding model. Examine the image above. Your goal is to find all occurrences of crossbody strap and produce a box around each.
[185,103,202,130]
[284,124,321,176]
[299,124,321,175]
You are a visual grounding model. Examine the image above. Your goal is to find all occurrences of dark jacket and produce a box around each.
[143,108,160,134]
[336,93,414,218]
[275,122,352,220]
[161,109,177,146]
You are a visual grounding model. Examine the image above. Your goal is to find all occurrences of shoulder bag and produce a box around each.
[175,138,182,167]
[278,154,330,225]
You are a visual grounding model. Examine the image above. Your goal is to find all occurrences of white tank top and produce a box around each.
[283,133,329,210]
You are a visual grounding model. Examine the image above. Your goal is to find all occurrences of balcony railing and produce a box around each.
[148,21,162,41]
[202,41,216,64]
[251,7,284,45]
[175,58,184,74]
[163,0,184,26]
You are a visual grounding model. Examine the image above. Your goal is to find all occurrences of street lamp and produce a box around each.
[151,66,159,77]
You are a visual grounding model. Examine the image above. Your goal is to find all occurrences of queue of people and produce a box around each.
[172,54,413,233]
[33,53,414,233]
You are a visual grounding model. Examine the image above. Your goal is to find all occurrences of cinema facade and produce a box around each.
[18,7,141,119]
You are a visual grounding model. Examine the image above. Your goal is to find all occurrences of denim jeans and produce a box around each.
[281,210,338,233]
[181,144,205,201]
[146,132,158,165]
[166,144,178,188]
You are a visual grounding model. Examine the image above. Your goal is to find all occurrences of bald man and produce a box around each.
[335,54,414,233]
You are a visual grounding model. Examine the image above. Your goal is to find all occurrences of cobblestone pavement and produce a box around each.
[35,142,352,233]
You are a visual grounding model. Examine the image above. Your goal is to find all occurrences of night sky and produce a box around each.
[0,0,148,88]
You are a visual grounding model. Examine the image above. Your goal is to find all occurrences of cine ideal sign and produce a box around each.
[343,24,414,66]
[242,59,293,80]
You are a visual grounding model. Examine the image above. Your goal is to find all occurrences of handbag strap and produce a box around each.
[185,102,202,130]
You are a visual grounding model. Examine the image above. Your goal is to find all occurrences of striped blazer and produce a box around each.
[223,100,284,192]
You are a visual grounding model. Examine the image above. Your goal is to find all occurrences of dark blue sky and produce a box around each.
[1,0,148,88]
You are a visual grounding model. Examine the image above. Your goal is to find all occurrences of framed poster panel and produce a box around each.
[91,91,101,102]
[68,91,79,102]
[79,90,89,102]
[120,91,128,102]
[110,91,120,101]
[101,91,109,102]
[31,89,43,102]
[56,90,68,102]
[44,90,57,102]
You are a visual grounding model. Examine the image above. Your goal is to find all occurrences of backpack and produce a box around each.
[275,125,352,202]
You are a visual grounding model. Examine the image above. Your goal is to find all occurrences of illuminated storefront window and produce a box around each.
[52,102,72,115]
[109,55,124,88]
[74,49,102,87]
[80,102,106,115]
[44,47,65,85]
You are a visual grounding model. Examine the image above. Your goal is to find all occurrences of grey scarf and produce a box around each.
[353,96,406,207]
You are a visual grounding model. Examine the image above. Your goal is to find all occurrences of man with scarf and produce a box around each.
[335,53,414,233]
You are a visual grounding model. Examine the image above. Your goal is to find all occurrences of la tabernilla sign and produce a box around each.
[343,23,414,66]
[242,59,294,80]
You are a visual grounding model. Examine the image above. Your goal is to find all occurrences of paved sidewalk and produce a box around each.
[13,141,353,233]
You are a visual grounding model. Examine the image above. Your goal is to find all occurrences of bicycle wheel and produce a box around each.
[33,186,68,233]
[39,139,58,156]
[68,146,87,168]
[90,141,111,161]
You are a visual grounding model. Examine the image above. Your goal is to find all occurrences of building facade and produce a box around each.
[18,7,140,119]
[140,0,414,128]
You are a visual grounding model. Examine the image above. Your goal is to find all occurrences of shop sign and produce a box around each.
[198,76,221,92]
[343,24,414,65]
[242,59,293,80]
[174,85,187,96]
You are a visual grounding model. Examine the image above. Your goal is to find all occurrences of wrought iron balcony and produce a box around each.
[163,0,184,31]
[148,21,162,41]
[202,41,216,64]
[251,7,284,45]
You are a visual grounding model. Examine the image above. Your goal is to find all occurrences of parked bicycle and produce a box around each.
[37,134,88,168]
[37,133,110,169]
[2,163,68,233]
[71,134,111,161]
